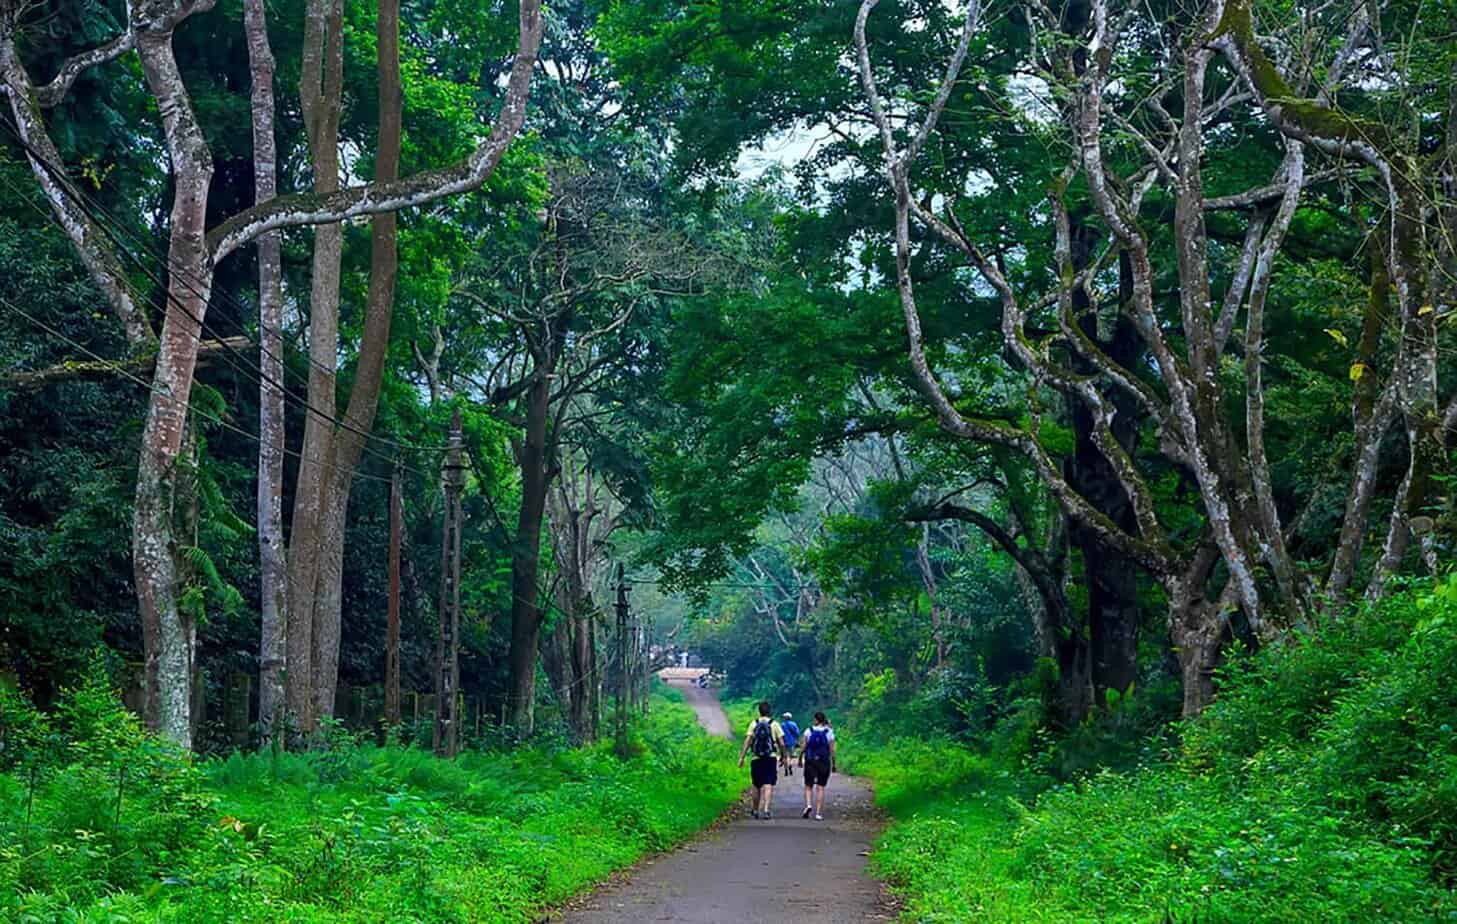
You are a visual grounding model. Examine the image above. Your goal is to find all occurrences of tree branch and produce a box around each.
[2,335,249,392]
[34,32,135,107]
[207,0,543,261]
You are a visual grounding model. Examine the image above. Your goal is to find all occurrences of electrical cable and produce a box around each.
[2,118,641,708]
[0,294,398,486]
[0,120,460,465]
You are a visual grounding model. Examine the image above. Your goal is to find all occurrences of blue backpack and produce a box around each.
[804,727,831,761]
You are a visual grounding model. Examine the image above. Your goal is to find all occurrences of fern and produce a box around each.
[179,544,243,618]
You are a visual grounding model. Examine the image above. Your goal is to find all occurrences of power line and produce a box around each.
[1,123,633,710]
[0,121,459,466]
[0,294,398,486]
[626,577,785,590]
[6,292,631,711]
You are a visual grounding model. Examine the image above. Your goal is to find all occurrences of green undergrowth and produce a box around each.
[0,681,740,922]
[848,584,1457,923]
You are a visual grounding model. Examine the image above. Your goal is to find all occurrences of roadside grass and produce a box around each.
[845,584,1457,923]
[0,682,741,923]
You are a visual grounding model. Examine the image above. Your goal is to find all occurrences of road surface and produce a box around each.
[556,679,892,923]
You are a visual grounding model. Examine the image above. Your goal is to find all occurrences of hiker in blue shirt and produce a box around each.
[779,712,800,778]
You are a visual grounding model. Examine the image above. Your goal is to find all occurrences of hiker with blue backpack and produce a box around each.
[799,711,837,821]
[737,700,785,819]
[779,712,800,778]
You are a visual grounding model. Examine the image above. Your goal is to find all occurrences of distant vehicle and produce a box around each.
[696,670,721,689]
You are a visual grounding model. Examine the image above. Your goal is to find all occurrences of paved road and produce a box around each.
[556,680,892,923]
[677,679,731,738]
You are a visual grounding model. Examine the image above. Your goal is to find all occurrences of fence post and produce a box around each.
[434,411,465,757]
[614,564,631,757]
[225,672,251,749]
[386,463,403,730]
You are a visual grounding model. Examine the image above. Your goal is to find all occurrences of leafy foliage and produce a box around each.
[0,685,739,922]
[850,585,1457,921]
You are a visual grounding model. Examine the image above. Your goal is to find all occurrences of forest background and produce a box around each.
[2,0,1456,920]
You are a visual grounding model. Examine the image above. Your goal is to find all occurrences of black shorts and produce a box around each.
[804,758,831,787]
[750,756,778,787]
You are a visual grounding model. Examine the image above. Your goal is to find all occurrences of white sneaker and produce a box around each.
[814,813,823,821]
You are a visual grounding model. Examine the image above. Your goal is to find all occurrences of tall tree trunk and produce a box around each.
[584,612,600,738]
[310,0,403,719]
[244,0,288,749]
[434,413,465,756]
[131,18,217,749]
[1327,239,1397,603]
[571,609,598,740]
[1165,546,1226,717]
[286,0,345,739]
[547,459,606,743]
[539,621,574,724]
[1390,194,1442,570]
[913,524,947,670]
[507,371,553,733]
[1062,218,1143,707]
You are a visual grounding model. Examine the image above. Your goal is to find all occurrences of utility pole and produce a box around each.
[642,608,654,715]
[384,462,402,732]
[614,563,630,758]
[434,410,465,757]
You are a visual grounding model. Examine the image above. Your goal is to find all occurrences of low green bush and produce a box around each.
[856,584,1457,922]
[0,679,741,923]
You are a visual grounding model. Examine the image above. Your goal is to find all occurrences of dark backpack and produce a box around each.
[750,719,776,758]
[805,727,831,761]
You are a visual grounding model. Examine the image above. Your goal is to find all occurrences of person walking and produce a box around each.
[799,711,836,821]
[779,712,800,778]
[737,701,785,819]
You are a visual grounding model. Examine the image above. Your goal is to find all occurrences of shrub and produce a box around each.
[1,688,740,922]
[858,584,1457,922]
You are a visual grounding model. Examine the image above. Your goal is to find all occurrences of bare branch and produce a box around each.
[2,335,248,392]
[34,32,134,107]
[1214,214,1266,355]
[208,0,543,261]
[1204,168,1342,211]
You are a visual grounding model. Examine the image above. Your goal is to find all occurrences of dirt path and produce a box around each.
[556,680,893,923]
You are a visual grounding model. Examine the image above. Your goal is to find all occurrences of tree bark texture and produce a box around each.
[1060,213,1142,707]
[507,370,554,734]
[285,0,345,739]
[244,0,288,749]
[547,457,612,742]
[131,8,218,749]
